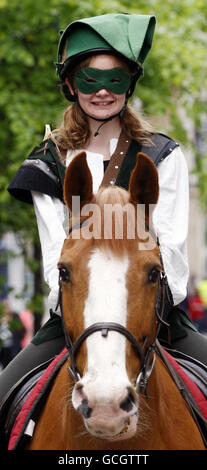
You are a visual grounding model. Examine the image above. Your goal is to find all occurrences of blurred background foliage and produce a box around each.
[0,0,207,325]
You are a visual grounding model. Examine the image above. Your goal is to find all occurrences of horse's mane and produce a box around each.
[89,185,154,255]
[96,185,130,207]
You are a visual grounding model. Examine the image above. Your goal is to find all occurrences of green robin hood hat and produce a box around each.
[56,13,156,102]
[57,13,156,77]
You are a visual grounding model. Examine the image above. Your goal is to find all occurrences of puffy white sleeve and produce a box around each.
[31,191,67,315]
[153,146,189,306]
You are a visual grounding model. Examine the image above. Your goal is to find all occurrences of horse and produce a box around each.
[26,151,204,450]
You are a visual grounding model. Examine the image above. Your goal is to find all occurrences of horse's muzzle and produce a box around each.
[73,385,138,440]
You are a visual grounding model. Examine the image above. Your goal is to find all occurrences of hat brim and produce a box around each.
[59,48,140,79]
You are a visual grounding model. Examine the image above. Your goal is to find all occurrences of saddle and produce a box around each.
[156,342,207,447]
[0,348,68,450]
[2,345,207,450]
[165,347,207,400]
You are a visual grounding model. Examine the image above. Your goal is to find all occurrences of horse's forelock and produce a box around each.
[93,186,145,254]
[96,185,130,207]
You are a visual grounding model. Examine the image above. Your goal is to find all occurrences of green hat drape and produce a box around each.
[57,13,156,75]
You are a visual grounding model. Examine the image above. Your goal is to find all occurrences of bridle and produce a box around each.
[56,222,172,398]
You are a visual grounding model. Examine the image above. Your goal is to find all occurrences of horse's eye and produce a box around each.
[148,268,160,284]
[59,265,70,283]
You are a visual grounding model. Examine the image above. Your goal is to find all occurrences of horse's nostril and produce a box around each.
[120,389,136,412]
[78,398,92,419]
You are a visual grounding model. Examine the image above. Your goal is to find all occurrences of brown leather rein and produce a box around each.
[56,221,171,397]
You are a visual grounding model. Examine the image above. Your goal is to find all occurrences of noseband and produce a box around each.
[56,222,171,397]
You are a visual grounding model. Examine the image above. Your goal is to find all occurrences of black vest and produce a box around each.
[8,133,178,205]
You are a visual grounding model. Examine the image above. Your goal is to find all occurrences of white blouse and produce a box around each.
[32,136,189,314]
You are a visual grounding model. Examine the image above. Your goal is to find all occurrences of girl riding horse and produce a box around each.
[1,12,207,448]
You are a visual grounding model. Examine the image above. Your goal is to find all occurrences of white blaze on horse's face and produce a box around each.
[72,248,138,440]
[84,249,129,389]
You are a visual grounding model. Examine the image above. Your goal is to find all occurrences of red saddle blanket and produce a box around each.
[8,347,207,450]
[8,347,68,450]
[164,349,207,421]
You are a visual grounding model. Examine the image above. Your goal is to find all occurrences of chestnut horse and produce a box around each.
[27,152,204,450]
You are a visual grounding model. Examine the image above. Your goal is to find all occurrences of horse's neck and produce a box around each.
[146,357,180,422]
[140,357,203,449]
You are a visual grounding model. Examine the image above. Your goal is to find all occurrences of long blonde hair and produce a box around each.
[53,102,153,159]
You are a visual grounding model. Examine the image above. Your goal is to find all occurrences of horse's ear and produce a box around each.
[64,152,93,212]
[129,152,159,206]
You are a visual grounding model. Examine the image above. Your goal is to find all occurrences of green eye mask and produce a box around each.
[74,67,131,94]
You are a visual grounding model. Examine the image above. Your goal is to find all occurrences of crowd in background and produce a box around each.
[0,302,33,370]
[181,277,207,335]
